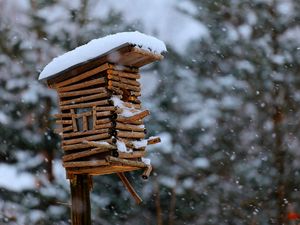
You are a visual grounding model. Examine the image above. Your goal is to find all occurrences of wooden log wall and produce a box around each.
[53,63,160,176]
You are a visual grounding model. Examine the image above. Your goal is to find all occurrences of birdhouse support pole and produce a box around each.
[70,174,91,225]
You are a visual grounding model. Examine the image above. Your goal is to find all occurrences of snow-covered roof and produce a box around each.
[39,31,166,81]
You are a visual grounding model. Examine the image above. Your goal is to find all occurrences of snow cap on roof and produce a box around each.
[38,31,167,80]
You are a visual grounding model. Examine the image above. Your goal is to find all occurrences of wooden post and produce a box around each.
[70,174,91,225]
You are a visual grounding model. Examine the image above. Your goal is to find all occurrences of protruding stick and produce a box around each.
[147,137,161,145]
[142,165,153,180]
[117,172,142,204]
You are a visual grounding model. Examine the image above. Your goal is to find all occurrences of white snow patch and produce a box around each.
[238,24,252,39]
[6,79,26,90]
[277,1,294,15]
[111,95,142,117]
[52,160,68,187]
[159,176,176,188]
[193,158,210,169]
[95,141,110,146]
[140,71,159,97]
[0,112,9,124]
[132,140,147,148]
[0,164,36,192]
[117,140,131,153]
[111,95,123,108]
[39,31,166,80]
[142,157,151,165]
[182,178,194,189]
[236,60,255,73]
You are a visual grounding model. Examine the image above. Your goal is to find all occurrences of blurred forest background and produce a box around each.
[0,0,300,224]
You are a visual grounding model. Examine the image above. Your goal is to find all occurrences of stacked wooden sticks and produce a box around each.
[51,62,160,202]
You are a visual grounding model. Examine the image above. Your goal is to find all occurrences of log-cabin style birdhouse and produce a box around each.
[39,32,166,204]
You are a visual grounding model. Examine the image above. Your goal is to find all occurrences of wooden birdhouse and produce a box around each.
[39,32,165,205]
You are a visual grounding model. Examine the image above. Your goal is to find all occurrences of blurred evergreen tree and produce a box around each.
[145,0,300,224]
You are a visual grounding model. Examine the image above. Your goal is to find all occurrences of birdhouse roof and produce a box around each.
[38,31,166,83]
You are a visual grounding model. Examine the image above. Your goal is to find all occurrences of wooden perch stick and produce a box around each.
[142,165,153,180]
[58,87,107,98]
[117,110,150,123]
[63,147,114,162]
[55,63,109,88]
[63,160,109,168]
[117,172,142,204]
[116,130,145,139]
[106,156,147,168]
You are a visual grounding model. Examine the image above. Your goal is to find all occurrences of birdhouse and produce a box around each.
[39,32,165,197]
